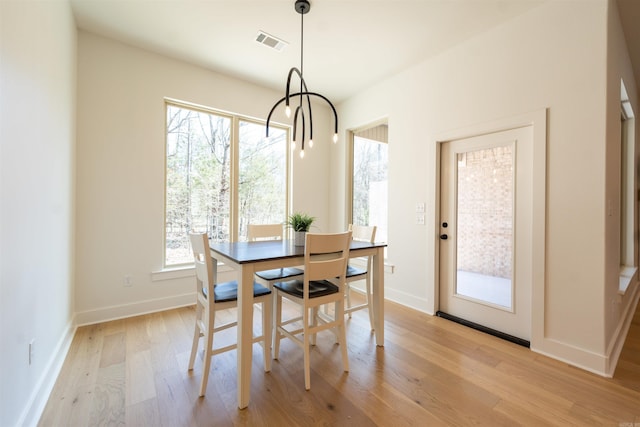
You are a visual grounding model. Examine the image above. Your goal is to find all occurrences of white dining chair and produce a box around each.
[344,224,377,330]
[272,231,352,390]
[187,232,272,397]
[248,223,304,288]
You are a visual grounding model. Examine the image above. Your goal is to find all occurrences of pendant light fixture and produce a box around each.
[265,0,339,159]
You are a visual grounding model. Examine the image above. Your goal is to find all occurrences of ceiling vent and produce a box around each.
[256,31,288,52]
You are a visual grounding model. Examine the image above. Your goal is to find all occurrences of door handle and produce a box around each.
[440,234,448,240]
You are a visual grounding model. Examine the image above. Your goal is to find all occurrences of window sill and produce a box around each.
[619,266,637,295]
[349,257,395,274]
[151,263,234,282]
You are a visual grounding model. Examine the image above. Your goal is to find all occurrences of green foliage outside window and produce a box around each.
[165,102,288,266]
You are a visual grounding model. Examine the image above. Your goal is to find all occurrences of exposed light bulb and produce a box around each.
[333,133,338,143]
[309,139,314,148]
[291,141,296,150]
[285,105,291,118]
[300,150,305,159]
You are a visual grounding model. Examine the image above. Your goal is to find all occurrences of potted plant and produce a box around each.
[287,212,315,246]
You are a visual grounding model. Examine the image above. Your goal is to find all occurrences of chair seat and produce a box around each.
[274,279,339,299]
[255,267,304,281]
[202,280,271,303]
[346,265,367,278]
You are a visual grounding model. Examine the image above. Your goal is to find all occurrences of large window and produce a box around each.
[351,124,388,245]
[165,100,289,266]
[620,80,636,292]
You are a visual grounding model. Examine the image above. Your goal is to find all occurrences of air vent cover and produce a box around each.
[256,31,288,52]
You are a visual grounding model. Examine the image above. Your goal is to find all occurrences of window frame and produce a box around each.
[347,120,389,251]
[619,80,636,294]
[163,98,292,268]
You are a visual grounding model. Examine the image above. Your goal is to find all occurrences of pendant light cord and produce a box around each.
[301,9,304,76]
[299,9,304,107]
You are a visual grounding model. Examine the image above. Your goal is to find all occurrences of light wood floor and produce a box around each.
[40,294,640,426]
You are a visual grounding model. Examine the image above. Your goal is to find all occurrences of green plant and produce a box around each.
[287,212,315,232]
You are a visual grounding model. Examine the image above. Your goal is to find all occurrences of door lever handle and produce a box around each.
[440,234,448,240]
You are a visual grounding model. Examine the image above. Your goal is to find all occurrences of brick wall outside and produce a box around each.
[456,145,513,279]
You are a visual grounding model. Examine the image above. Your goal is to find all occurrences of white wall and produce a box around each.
[604,0,640,372]
[0,1,77,426]
[2,3,638,425]
[334,0,639,375]
[75,32,333,324]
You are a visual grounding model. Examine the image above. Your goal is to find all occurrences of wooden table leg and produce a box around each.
[237,266,255,409]
[372,248,385,346]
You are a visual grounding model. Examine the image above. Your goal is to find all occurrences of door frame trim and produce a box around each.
[433,109,547,349]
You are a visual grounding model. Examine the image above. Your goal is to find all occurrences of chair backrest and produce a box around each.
[349,224,377,243]
[189,232,215,298]
[247,224,284,241]
[348,224,377,273]
[304,231,352,283]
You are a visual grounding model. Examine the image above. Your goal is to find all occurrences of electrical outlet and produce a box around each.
[29,339,35,365]
[123,275,133,287]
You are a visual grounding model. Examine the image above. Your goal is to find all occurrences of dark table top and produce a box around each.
[209,239,387,264]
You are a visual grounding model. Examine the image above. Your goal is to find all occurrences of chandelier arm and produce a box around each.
[299,79,312,140]
[292,105,299,142]
[265,100,281,137]
[285,67,302,110]
[301,91,338,135]
[300,108,306,152]
[293,105,306,149]
[266,92,337,139]
[285,67,313,124]
[305,89,313,141]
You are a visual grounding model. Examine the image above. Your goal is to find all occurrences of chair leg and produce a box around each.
[262,297,272,372]
[325,304,339,344]
[336,300,349,372]
[199,322,214,397]
[346,283,353,319]
[273,292,282,360]
[310,307,318,346]
[303,308,311,391]
[188,303,202,371]
[365,275,375,331]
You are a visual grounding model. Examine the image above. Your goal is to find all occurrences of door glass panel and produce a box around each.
[456,146,513,309]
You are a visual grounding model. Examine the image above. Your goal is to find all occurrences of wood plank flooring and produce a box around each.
[39,295,640,426]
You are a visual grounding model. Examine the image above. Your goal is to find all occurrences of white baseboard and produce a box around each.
[75,292,195,326]
[18,319,76,427]
[23,292,194,425]
[605,280,640,376]
[531,339,611,377]
[27,281,637,427]
[384,287,432,315]
[531,282,640,377]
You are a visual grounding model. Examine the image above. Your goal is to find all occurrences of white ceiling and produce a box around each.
[71,0,640,104]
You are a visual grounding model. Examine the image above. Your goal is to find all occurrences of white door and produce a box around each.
[439,126,532,342]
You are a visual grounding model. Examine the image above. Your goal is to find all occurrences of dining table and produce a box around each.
[209,237,387,409]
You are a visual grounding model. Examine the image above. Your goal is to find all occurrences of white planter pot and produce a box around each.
[294,231,306,246]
